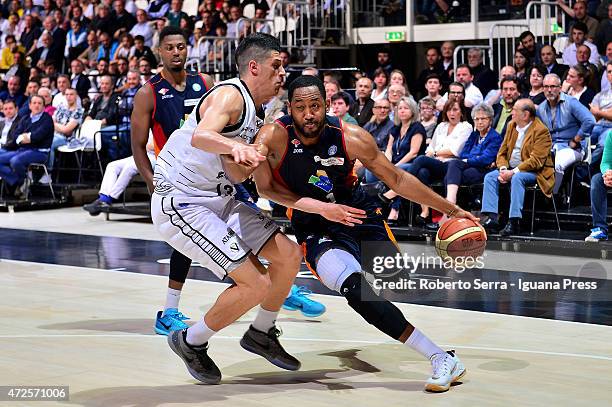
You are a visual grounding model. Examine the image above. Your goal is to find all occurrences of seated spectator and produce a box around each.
[433,103,502,229]
[387,83,407,121]
[166,0,189,27]
[205,23,234,71]
[254,8,272,34]
[371,67,389,101]
[53,74,80,109]
[20,15,42,58]
[389,69,411,96]
[37,87,56,116]
[324,79,341,114]
[525,64,547,106]
[563,22,600,67]
[78,31,100,68]
[130,9,154,47]
[481,99,554,236]
[422,73,443,105]
[113,33,134,60]
[484,66,517,105]
[384,99,471,224]
[0,76,26,108]
[0,100,20,152]
[44,88,83,183]
[65,18,88,61]
[493,76,521,137]
[111,0,137,40]
[440,41,455,87]
[557,0,599,42]
[419,97,438,143]
[514,48,530,91]
[83,135,156,215]
[331,92,358,125]
[562,64,596,108]
[374,97,426,223]
[537,73,595,194]
[97,32,118,61]
[17,79,40,118]
[349,77,374,126]
[415,46,445,99]
[437,82,470,121]
[468,48,497,98]
[0,35,23,70]
[132,35,157,68]
[437,64,483,110]
[595,4,612,56]
[541,45,569,79]
[3,51,29,93]
[575,43,601,91]
[70,59,92,103]
[147,0,170,20]
[0,95,53,197]
[590,62,612,168]
[113,57,130,91]
[31,31,61,72]
[84,74,120,130]
[600,42,612,91]
[138,58,153,84]
[585,129,612,242]
[226,5,242,38]
[363,97,394,152]
[519,30,543,65]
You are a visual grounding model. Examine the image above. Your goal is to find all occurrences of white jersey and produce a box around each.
[153,77,263,198]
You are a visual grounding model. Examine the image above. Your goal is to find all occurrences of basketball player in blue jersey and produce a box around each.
[130,26,215,336]
[251,75,477,392]
[151,33,366,384]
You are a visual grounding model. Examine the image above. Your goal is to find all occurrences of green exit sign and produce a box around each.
[385,31,405,42]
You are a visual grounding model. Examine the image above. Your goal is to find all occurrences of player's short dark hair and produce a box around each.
[330,91,350,106]
[159,26,187,44]
[287,75,325,102]
[235,33,280,75]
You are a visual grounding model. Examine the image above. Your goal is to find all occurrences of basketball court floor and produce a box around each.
[1,207,611,406]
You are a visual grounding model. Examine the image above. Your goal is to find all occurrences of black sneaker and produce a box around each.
[240,325,301,371]
[83,199,111,216]
[167,329,222,384]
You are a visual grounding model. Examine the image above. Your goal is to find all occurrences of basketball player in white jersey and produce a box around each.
[151,33,366,383]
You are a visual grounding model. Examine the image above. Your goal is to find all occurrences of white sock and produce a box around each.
[185,319,217,346]
[252,306,279,332]
[405,329,445,360]
[163,288,182,314]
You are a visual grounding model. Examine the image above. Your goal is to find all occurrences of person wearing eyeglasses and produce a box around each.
[536,73,595,195]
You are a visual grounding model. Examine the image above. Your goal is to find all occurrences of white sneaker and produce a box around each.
[256,198,273,212]
[38,174,52,185]
[425,350,466,392]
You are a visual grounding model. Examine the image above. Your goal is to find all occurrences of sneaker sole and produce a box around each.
[425,368,466,393]
[155,326,169,336]
[239,338,301,371]
[282,304,325,318]
[167,333,221,384]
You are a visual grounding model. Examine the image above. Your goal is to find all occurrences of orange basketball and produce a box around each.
[435,218,487,261]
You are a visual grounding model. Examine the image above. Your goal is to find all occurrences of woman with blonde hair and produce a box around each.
[373,97,427,223]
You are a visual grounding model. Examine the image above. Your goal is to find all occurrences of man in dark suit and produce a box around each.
[31,32,61,72]
[41,16,66,59]
[467,48,497,100]
[540,45,569,80]
[349,77,375,127]
[0,95,54,197]
[0,100,21,152]
[70,59,91,103]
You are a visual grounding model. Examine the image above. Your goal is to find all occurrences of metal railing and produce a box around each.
[489,23,529,72]
[272,0,311,57]
[189,35,239,80]
[453,45,493,78]
[526,1,569,50]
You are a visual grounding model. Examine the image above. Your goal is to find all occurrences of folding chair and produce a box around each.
[58,119,104,183]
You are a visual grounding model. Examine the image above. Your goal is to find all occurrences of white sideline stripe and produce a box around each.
[0,334,611,362]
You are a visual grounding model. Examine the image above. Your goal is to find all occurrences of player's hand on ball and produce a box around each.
[231,143,266,167]
[449,207,479,223]
[321,203,367,226]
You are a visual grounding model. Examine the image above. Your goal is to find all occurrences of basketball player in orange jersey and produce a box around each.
[243,75,477,392]
[130,26,215,335]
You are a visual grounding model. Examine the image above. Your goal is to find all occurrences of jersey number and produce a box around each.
[216,184,234,197]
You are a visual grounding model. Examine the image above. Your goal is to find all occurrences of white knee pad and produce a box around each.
[316,249,362,292]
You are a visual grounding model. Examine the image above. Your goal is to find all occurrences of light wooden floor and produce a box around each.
[1,258,611,406]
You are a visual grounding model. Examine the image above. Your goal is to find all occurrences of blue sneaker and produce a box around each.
[155,309,189,335]
[282,285,326,317]
[585,227,608,242]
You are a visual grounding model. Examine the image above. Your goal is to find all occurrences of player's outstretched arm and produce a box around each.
[191,86,265,167]
[346,123,477,221]
[252,124,366,226]
[131,85,155,193]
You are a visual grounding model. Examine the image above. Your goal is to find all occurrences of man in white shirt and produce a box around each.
[436,64,483,110]
[563,22,601,67]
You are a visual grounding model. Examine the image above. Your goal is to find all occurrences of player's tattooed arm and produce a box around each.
[252,123,366,226]
[191,86,265,167]
[345,123,477,221]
